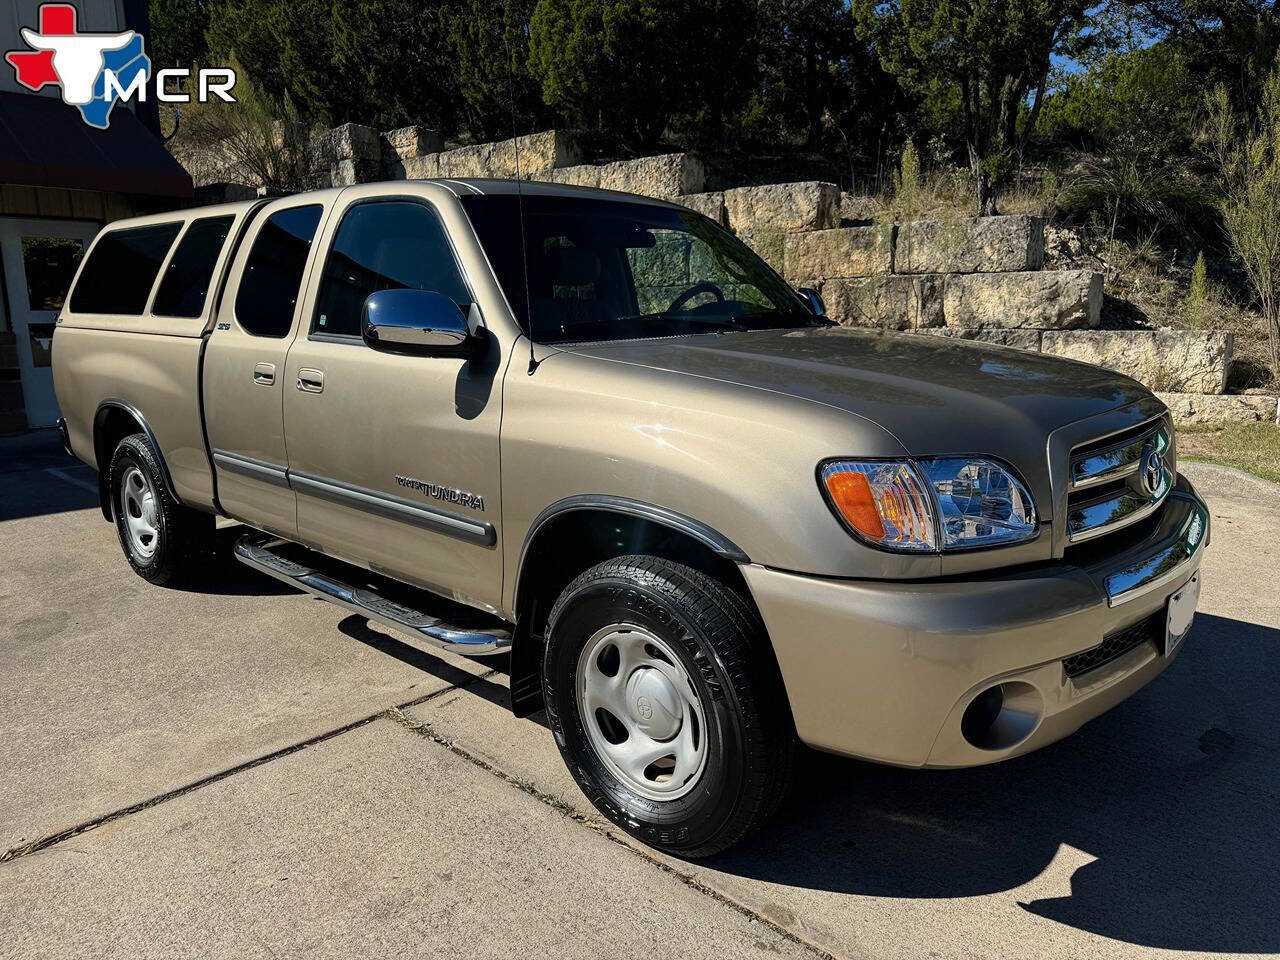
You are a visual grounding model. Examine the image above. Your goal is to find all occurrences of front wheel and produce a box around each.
[542,555,794,857]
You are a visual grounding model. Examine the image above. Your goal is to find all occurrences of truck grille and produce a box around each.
[1063,611,1162,679]
[1066,417,1172,544]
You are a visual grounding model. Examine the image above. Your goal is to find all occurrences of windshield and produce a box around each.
[461,194,815,344]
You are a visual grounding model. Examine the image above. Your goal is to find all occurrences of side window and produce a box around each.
[312,200,469,339]
[152,215,235,318]
[235,205,324,338]
[69,222,182,315]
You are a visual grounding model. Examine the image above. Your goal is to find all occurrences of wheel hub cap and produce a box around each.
[119,465,159,559]
[575,624,708,801]
[625,666,682,741]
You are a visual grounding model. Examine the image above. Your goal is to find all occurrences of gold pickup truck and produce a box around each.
[52,180,1209,856]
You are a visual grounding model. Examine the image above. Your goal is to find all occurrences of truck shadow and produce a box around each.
[701,612,1279,953]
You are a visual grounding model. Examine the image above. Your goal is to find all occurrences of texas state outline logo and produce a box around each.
[5,2,151,130]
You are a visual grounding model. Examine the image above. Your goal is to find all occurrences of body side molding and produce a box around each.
[289,469,497,547]
[211,449,291,487]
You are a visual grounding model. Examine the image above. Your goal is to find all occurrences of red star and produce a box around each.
[5,4,78,92]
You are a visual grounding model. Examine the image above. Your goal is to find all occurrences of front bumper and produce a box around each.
[743,474,1209,768]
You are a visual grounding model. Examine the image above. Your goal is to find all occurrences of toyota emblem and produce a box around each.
[1141,446,1165,496]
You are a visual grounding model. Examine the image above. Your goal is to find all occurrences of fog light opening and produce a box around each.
[960,681,1042,751]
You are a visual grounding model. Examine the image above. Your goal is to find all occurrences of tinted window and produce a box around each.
[235,205,323,338]
[69,223,182,315]
[460,195,809,344]
[152,216,235,318]
[313,201,469,339]
[22,237,84,310]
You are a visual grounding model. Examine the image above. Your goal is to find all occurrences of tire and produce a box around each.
[542,555,794,857]
[108,433,212,585]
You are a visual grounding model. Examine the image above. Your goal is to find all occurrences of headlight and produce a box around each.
[916,457,1037,548]
[819,457,1037,553]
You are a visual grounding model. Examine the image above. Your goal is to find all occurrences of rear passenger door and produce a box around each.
[204,201,328,538]
[281,195,505,613]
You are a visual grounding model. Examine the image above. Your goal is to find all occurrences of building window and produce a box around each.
[21,237,85,311]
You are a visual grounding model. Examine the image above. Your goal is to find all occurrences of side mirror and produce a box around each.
[361,289,482,358]
[797,286,826,318]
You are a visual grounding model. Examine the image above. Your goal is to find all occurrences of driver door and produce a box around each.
[282,194,505,613]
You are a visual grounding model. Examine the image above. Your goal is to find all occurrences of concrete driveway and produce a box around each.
[1,429,1277,959]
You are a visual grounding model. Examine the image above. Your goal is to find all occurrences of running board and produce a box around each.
[233,534,512,656]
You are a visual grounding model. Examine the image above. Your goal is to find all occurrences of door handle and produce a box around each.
[252,362,276,385]
[297,368,325,393]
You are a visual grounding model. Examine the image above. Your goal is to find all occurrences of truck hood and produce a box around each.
[562,326,1155,457]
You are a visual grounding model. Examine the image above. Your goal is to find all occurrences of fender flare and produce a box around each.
[508,495,750,717]
[517,494,750,593]
[93,399,181,521]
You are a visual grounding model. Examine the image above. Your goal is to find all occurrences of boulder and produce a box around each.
[438,143,493,178]
[310,123,381,165]
[382,126,443,161]
[942,270,1101,329]
[328,158,381,187]
[537,164,601,188]
[736,230,786,274]
[381,126,444,177]
[488,130,583,178]
[1156,392,1279,425]
[783,225,894,281]
[1040,329,1234,394]
[817,275,943,330]
[912,327,1043,352]
[629,237,691,288]
[597,154,706,198]
[838,191,876,224]
[676,191,726,225]
[896,215,1045,274]
[400,154,440,180]
[723,181,840,234]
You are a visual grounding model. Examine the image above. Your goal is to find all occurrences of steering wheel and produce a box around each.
[666,281,725,313]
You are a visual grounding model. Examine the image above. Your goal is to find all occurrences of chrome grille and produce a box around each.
[1067,418,1172,543]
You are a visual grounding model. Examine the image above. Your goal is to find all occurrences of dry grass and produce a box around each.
[1179,423,1280,483]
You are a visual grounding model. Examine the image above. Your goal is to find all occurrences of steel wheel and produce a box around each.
[119,465,159,559]
[575,622,708,801]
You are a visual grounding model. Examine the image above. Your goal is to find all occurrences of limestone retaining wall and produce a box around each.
[179,125,1250,414]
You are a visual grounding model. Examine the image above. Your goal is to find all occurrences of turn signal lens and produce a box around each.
[820,461,936,552]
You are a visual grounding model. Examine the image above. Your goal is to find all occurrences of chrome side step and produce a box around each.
[233,534,512,656]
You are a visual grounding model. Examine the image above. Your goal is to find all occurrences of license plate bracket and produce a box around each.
[1165,570,1200,656]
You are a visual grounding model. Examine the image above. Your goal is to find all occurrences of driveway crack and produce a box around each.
[0,672,496,864]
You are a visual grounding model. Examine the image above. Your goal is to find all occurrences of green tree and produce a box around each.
[1210,63,1280,379]
[1133,0,1280,116]
[529,0,700,150]
[331,0,459,129]
[149,0,209,67]
[449,0,545,141]
[857,0,1094,214]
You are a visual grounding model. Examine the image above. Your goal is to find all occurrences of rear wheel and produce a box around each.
[109,433,212,585]
[542,555,794,857]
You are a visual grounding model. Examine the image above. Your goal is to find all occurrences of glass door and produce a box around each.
[0,217,100,427]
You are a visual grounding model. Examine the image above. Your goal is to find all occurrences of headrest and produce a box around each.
[547,246,601,286]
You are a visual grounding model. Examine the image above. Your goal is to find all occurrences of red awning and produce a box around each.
[0,91,193,199]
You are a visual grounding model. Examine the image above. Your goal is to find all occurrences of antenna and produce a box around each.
[502,32,539,375]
